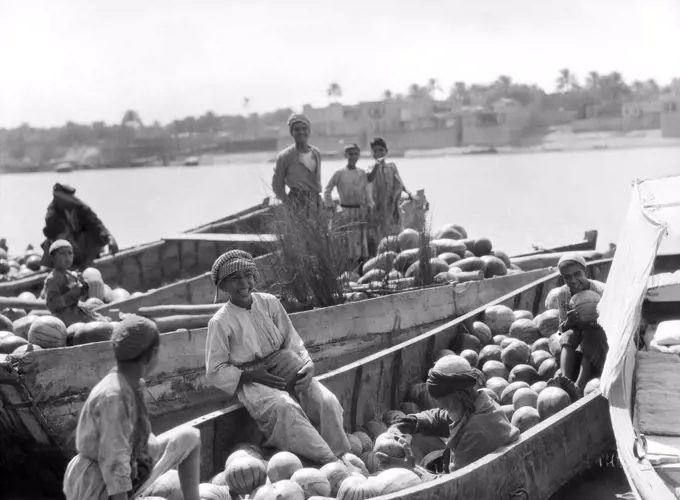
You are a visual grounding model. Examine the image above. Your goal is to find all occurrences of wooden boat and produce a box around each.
[0,198,277,298]
[95,234,604,318]
[600,174,680,500]
[0,264,573,495]
[163,258,617,498]
[511,229,599,258]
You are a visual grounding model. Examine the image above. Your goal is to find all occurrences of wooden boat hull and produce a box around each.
[182,259,616,498]
[510,229,598,258]
[0,265,566,493]
[0,199,276,298]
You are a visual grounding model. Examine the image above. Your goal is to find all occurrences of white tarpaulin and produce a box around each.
[599,175,680,399]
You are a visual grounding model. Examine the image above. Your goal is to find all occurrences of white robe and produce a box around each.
[205,292,350,463]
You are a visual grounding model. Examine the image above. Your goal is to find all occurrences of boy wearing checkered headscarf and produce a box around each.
[205,250,350,464]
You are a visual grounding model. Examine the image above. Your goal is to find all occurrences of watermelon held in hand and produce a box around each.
[73,321,114,346]
[470,321,493,345]
[501,341,531,368]
[509,319,541,344]
[481,256,507,278]
[27,316,67,349]
[537,387,571,420]
[484,305,516,335]
[373,432,406,458]
[478,344,503,367]
[472,238,493,257]
[500,381,531,405]
[570,290,601,323]
[508,364,540,385]
[397,229,420,251]
[511,406,541,433]
[512,387,539,410]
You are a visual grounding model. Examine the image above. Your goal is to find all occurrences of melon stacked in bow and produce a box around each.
[343,223,524,302]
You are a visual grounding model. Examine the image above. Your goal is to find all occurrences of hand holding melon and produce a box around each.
[390,416,418,434]
[295,361,315,391]
[374,433,415,469]
[242,368,286,391]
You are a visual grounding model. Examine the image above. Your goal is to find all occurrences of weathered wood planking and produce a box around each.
[3,267,554,458]
[183,259,615,499]
[162,233,278,243]
[0,199,275,298]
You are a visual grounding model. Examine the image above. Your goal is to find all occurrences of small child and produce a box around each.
[42,239,107,327]
[63,315,201,500]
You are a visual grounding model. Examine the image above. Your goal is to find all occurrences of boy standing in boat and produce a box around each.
[367,138,414,252]
[205,250,351,464]
[553,253,607,392]
[272,114,323,212]
[323,143,375,268]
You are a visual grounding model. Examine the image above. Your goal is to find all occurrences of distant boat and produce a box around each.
[54,162,74,173]
[462,146,498,155]
[184,156,201,166]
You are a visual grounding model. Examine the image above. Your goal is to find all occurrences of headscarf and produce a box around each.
[111,315,160,362]
[426,355,478,399]
[53,182,81,207]
[49,239,72,255]
[370,137,388,151]
[344,143,360,153]
[557,253,587,272]
[210,250,260,303]
[287,113,311,131]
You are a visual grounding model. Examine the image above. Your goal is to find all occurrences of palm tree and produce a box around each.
[327,83,343,101]
[556,68,579,93]
[426,78,442,98]
[494,75,513,93]
[243,97,250,111]
[450,81,470,104]
[408,83,423,98]
[586,71,600,91]
[631,80,646,99]
[646,79,660,96]
[382,89,393,100]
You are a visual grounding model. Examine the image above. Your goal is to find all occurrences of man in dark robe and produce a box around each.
[40,183,119,270]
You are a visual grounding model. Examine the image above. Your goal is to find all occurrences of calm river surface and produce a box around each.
[2,147,679,498]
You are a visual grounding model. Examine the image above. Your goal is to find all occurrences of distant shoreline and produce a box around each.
[2,132,680,175]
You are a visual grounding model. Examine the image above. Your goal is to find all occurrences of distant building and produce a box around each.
[621,100,661,131]
[661,95,680,138]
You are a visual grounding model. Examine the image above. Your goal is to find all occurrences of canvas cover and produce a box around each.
[600,175,680,399]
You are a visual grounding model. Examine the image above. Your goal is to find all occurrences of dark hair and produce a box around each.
[370,137,388,151]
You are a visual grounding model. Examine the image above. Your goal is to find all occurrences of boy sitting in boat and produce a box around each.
[323,143,375,269]
[42,240,109,327]
[63,315,202,500]
[205,250,351,464]
[378,355,520,474]
[553,253,607,393]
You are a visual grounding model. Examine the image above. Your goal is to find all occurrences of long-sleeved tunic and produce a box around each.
[42,269,98,327]
[272,145,323,202]
[205,292,350,463]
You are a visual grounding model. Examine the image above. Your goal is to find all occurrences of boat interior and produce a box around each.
[625,271,680,497]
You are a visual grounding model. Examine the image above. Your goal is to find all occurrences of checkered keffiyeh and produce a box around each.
[211,250,260,302]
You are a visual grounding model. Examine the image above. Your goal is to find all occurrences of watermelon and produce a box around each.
[493,335,508,346]
[537,387,571,420]
[484,305,516,335]
[397,229,420,251]
[336,475,375,500]
[373,432,406,458]
[508,319,541,344]
[491,250,512,268]
[434,224,464,240]
[0,313,13,333]
[267,452,302,483]
[485,377,509,399]
[347,434,363,456]
[531,338,551,353]
[501,341,531,368]
[482,360,509,380]
[538,358,559,380]
[377,236,400,254]
[225,456,267,495]
[548,333,562,357]
[73,322,114,346]
[12,314,39,339]
[452,333,482,354]
[584,378,600,396]
[290,468,332,498]
[358,269,386,285]
[500,381,531,405]
[272,480,306,500]
[514,310,533,321]
[508,364,540,385]
[469,321,493,346]
[530,350,553,370]
[144,470,183,500]
[478,344,503,367]
[0,259,9,274]
[25,255,42,271]
[0,332,28,354]
[460,349,479,367]
[544,288,561,310]
[481,256,507,278]
[453,257,485,272]
[362,252,397,275]
[368,468,421,496]
[570,290,601,323]
[28,316,67,349]
[434,272,458,284]
[430,239,466,257]
[393,249,420,274]
[198,483,230,500]
[531,381,548,394]
[500,337,517,349]
[511,407,541,433]
[512,387,539,410]
[535,310,560,337]
[437,252,461,265]
[472,238,493,257]
[319,461,351,496]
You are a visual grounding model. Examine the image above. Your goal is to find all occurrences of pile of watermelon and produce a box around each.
[342,224,523,302]
[0,244,44,281]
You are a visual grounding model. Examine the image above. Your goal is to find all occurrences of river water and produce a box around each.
[2,147,679,498]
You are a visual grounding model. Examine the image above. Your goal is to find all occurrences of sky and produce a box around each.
[1,0,679,128]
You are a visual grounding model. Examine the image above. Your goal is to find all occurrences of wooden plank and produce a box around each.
[511,250,603,272]
[162,233,278,243]
[0,297,46,309]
